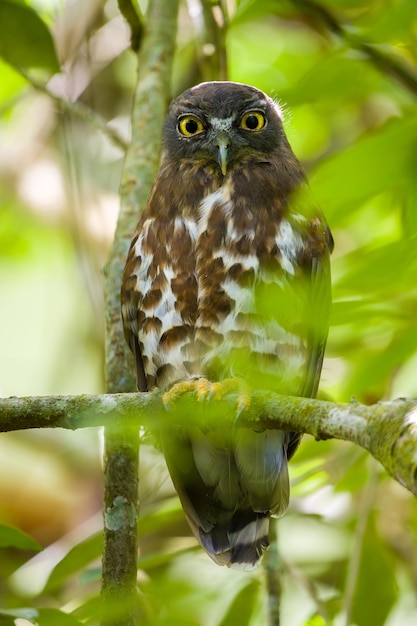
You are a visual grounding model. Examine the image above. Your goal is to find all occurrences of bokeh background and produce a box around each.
[0,0,417,624]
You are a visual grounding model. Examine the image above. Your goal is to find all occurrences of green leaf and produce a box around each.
[351,516,398,626]
[0,524,41,551]
[289,50,382,105]
[137,497,185,536]
[137,545,198,571]
[333,238,417,300]
[37,609,83,626]
[359,0,417,43]
[0,1,59,71]
[218,580,261,626]
[0,59,26,105]
[79,566,101,585]
[311,110,417,222]
[44,532,103,592]
[304,617,327,626]
[45,499,184,591]
[330,300,401,328]
[344,325,417,401]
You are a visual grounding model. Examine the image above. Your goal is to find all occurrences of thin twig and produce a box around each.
[15,67,128,152]
[264,519,281,626]
[117,0,144,51]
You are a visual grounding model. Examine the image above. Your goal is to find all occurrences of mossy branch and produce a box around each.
[1,391,416,497]
[101,0,179,623]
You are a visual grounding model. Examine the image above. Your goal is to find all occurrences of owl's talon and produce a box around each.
[195,377,212,401]
[235,393,251,421]
[233,390,251,423]
[208,382,222,401]
[163,377,213,408]
[162,377,250,416]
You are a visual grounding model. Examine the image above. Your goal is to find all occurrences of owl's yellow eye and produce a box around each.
[239,111,266,131]
[178,115,205,137]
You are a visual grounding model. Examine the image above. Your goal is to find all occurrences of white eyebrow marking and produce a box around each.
[210,117,235,131]
[272,101,283,119]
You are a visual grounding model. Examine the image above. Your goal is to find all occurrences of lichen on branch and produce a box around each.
[1,391,416,496]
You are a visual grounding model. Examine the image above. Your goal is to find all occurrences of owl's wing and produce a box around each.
[301,225,333,399]
[120,241,148,392]
[286,224,332,462]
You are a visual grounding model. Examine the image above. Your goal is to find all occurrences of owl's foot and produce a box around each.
[207,378,250,416]
[162,378,211,408]
[162,377,250,415]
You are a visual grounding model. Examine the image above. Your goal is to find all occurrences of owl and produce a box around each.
[121,81,332,570]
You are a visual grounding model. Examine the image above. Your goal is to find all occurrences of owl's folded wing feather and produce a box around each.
[301,225,333,399]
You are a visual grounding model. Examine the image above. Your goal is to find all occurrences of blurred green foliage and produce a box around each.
[0,0,417,625]
[0,1,58,71]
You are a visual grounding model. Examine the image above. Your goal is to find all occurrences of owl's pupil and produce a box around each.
[245,115,259,129]
[186,119,198,134]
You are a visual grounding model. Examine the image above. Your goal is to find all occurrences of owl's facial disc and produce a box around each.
[165,83,286,176]
[173,102,272,175]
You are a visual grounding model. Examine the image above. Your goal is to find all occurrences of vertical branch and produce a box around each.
[200,0,228,80]
[102,0,179,624]
[264,519,282,626]
[185,0,228,84]
[216,0,230,79]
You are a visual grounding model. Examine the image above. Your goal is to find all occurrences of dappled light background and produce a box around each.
[0,0,417,624]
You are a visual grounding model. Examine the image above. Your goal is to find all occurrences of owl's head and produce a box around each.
[163,81,290,175]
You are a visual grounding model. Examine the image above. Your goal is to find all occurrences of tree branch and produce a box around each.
[1,391,416,497]
[264,520,282,626]
[117,0,144,52]
[101,0,179,623]
[199,0,228,81]
[104,1,179,395]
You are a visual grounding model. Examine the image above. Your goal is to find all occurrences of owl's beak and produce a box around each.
[216,132,230,175]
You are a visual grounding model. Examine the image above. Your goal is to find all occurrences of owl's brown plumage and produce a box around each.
[121,81,332,569]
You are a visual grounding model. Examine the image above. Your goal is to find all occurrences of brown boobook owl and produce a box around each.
[121,81,332,570]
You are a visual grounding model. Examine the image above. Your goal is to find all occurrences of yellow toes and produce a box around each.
[162,377,250,415]
[162,379,199,408]
[162,377,211,408]
[195,377,212,401]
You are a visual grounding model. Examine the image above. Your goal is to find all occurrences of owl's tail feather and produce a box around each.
[197,510,270,571]
[163,427,289,570]
[228,510,270,570]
